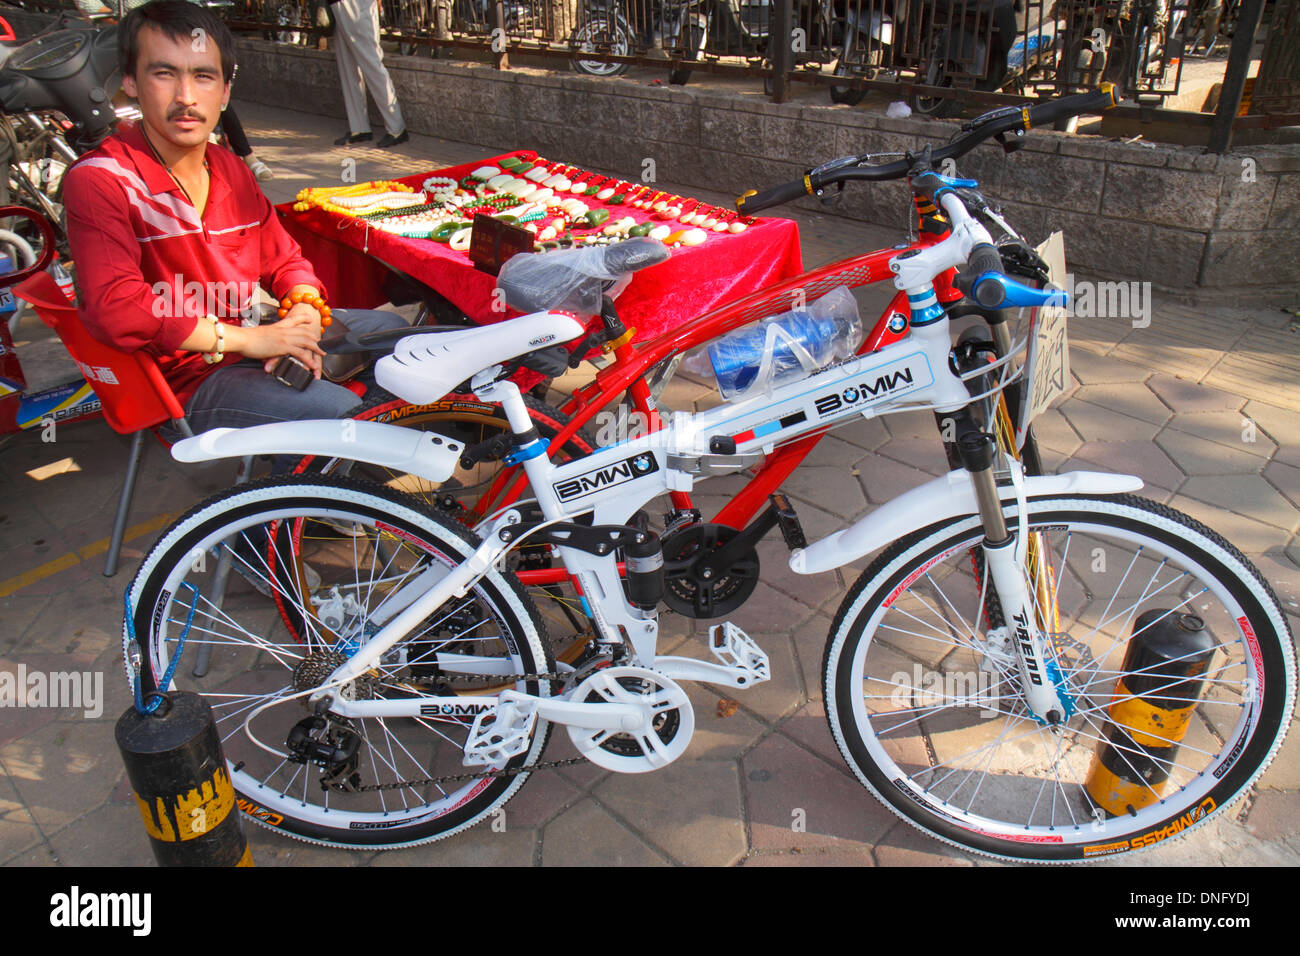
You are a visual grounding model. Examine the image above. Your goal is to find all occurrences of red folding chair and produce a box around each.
[14,271,200,577]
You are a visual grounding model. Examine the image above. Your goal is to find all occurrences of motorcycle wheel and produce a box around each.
[912,39,963,119]
[571,15,634,77]
[829,33,868,105]
[669,23,705,85]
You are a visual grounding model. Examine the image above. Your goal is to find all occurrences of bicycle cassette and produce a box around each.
[566,666,694,773]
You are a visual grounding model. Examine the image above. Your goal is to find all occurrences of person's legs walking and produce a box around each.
[332,10,373,142]
[333,0,406,144]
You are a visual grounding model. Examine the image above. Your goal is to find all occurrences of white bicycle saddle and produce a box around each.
[375,310,587,404]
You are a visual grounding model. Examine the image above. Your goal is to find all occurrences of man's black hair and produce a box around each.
[120,0,236,83]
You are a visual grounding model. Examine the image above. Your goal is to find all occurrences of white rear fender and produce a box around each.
[171,419,461,483]
[790,469,1144,575]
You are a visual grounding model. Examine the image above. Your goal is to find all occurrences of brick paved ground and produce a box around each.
[1,100,1296,867]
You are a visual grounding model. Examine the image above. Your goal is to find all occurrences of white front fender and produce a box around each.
[171,419,461,483]
[790,469,1145,575]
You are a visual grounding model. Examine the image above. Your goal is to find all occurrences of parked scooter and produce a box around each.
[827,0,1057,110]
[828,0,896,105]
[907,0,1021,117]
[0,13,124,256]
[572,0,637,77]
[1053,0,1184,102]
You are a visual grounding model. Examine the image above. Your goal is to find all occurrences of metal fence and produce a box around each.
[226,0,1189,106]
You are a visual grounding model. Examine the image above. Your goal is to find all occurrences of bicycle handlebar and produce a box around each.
[736,86,1119,215]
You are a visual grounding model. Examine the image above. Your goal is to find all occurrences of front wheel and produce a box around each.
[125,475,555,849]
[823,493,1295,863]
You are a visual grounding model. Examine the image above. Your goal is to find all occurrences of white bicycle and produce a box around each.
[124,92,1295,862]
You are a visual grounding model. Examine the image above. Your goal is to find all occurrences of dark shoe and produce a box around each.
[334,131,373,146]
[376,130,409,148]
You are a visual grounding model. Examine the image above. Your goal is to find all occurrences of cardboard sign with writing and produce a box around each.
[1016,230,1069,449]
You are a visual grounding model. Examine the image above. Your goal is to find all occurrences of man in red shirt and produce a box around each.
[63,0,404,438]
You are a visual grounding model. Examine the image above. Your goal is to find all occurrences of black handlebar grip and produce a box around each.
[1027,84,1119,130]
[954,242,1009,307]
[736,176,812,214]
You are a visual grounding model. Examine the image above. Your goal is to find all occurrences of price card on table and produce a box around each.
[469,214,536,276]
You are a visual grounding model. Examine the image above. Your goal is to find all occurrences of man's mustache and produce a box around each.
[167,109,206,122]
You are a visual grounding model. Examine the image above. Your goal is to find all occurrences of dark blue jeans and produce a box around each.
[174,308,408,470]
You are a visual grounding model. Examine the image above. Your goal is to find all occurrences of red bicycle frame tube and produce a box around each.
[476,226,961,538]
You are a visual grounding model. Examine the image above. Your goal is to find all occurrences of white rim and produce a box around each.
[129,487,547,835]
[830,498,1290,852]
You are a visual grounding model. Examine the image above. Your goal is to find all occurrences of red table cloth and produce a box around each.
[277,150,804,343]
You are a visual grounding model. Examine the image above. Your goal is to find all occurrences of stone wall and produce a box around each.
[233,39,1300,295]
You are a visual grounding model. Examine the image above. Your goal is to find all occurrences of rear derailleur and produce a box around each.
[286,703,364,793]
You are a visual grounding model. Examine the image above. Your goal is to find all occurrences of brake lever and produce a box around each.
[994,129,1027,154]
[961,104,1024,133]
[996,239,1051,285]
[820,180,846,208]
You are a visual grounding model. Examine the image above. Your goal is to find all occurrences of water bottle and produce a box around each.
[694,286,863,400]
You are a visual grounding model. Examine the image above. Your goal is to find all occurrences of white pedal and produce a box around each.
[462,693,540,766]
[709,622,770,687]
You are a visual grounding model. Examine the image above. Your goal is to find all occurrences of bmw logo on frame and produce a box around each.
[887,312,908,334]
[843,386,860,403]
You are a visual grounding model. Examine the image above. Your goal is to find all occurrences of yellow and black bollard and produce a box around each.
[116,691,253,866]
[1085,611,1215,817]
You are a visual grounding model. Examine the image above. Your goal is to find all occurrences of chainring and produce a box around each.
[565,666,694,773]
[661,523,760,619]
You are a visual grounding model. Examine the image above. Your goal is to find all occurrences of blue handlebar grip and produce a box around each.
[971,273,1069,310]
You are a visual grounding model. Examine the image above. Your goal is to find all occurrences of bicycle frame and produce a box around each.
[308,277,1137,727]
[471,215,966,589]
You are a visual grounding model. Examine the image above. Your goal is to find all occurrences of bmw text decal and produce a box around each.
[553,452,660,502]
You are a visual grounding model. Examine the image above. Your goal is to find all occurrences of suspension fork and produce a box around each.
[946,305,1059,635]
[958,431,1070,724]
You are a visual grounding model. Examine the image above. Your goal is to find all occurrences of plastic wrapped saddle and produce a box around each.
[496,238,669,315]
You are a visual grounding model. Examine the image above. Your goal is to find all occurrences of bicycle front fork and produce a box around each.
[958,431,1073,725]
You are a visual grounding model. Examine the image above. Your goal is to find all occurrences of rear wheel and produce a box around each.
[912,40,964,119]
[125,475,555,849]
[669,23,706,85]
[292,391,599,653]
[830,33,868,105]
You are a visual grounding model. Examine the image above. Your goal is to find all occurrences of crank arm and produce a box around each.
[705,505,780,571]
[653,656,759,689]
[655,622,771,689]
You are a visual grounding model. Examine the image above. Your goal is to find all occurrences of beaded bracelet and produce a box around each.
[423,175,457,193]
[201,315,224,365]
[279,290,332,327]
